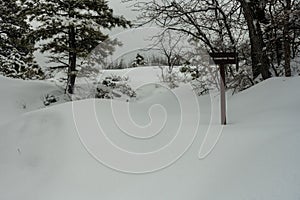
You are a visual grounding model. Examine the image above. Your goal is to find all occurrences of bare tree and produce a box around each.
[126,0,242,51]
[124,0,300,81]
[124,0,266,78]
[283,0,292,77]
[264,0,300,76]
[237,0,271,79]
[152,30,188,72]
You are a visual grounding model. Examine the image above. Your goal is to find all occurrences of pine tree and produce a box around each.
[26,0,131,94]
[0,0,42,79]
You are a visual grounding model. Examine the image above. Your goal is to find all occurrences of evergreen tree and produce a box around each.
[132,53,146,67]
[0,0,42,79]
[26,0,131,94]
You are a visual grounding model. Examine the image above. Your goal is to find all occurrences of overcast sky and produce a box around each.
[106,0,163,62]
[108,0,137,22]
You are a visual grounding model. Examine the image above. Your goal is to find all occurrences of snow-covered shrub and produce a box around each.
[95,75,136,101]
[95,86,114,99]
[179,65,201,80]
[226,64,255,94]
[42,89,70,106]
[43,94,58,106]
[179,62,257,95]
[179,64,219,95]
[131,53,146,67]
[159,66,182,89]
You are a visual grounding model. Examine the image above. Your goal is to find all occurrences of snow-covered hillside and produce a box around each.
[0,76,66,125]
[0,70,299,200]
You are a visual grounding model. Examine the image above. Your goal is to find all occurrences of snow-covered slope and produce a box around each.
[0,73,299,200]
[0,76,65,125]
[100,66,163,89]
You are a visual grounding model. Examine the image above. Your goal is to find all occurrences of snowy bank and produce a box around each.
[0,75,299,200]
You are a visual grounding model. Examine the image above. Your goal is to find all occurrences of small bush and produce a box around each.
[95,75,136,101]
[43,94,58,106]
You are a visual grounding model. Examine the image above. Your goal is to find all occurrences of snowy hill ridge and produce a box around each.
[0,75,300,199]
[0,75,67,126]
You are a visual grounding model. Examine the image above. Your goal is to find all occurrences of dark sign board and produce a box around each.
[209,52,238,65]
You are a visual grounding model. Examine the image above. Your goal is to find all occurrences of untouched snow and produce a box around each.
[0,69,300,200]
[100,66,164,89]
[0,76,66,125]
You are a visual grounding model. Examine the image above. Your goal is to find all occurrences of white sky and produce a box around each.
[107,0,162,62]
[108,0,137,22]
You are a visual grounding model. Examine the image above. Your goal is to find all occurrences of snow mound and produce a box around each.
[0,76,66,125]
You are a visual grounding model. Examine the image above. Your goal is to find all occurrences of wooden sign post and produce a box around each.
[209,52,238,125]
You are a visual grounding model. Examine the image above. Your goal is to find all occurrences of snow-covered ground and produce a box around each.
[0,76,66,125]
[0,68,300,200]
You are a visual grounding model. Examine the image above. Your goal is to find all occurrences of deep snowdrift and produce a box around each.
[0,74,299,200]
[0,76,65,125]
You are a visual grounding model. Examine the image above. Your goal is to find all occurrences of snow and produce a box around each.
[0,76,66,125]
[100,66,163,89]
[0,68,300,200]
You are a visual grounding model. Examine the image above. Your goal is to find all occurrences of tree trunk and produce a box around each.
[240,0,271,80]
[283,0,292,77]
[67,25,77,94]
